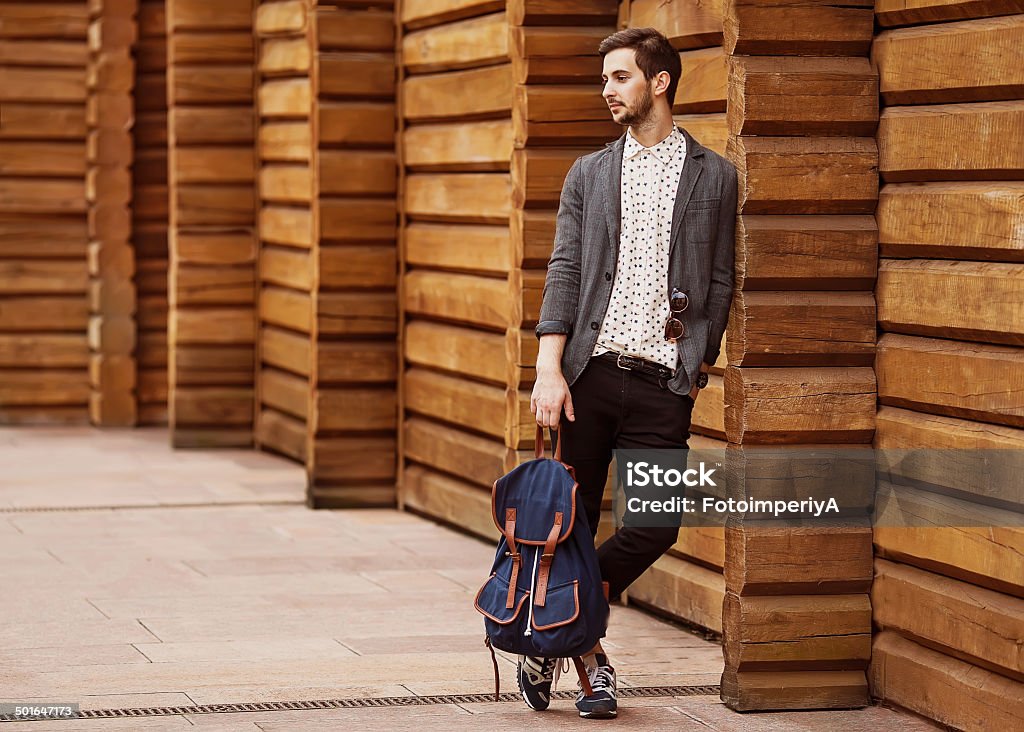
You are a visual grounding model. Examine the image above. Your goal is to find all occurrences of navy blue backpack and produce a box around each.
[473,426,610,698]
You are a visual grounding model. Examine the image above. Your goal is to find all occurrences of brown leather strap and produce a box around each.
[485,636,500,701]
[573,656,594,697]
[534,423,564,462]
[532,511,562,607]
[504,508,519,609]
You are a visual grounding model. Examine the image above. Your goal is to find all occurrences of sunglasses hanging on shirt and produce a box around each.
[664,287,688,342]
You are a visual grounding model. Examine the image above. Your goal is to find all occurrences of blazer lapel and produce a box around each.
[603,133,625,256]
[668,126,706,260]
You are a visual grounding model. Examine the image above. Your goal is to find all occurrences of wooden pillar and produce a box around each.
[87,0,138,427]
[396,0,517,534]
[166,0,257,447]
[133,0,170,425]
[720,0,879,711]
[0,2,91,424]
[254,0,398,506]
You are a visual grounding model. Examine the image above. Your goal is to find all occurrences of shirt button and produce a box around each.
[605,272,612,281]
[590,321,599,330]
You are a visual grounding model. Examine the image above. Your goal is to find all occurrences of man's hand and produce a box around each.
[531,369,575,429]
[688,383,700,401]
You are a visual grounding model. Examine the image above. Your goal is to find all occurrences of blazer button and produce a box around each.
[590,321,599,330]
[605,272,612,281]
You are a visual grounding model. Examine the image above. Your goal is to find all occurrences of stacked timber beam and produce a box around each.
[721,0,879,711]
[0,2,91,424]
[165,0,257,447]
[397,0,519,535]
[133,0,169,425]
[255,0,398,506]
[87,0,138,426]
[621,0,730,635]
[870,2,1024,727]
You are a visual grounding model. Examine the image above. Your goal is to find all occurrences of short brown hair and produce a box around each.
[599,28,681,106]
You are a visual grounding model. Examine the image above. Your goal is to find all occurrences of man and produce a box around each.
[522,28,737,719]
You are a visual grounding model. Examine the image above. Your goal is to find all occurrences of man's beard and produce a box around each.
[616,83,655,126]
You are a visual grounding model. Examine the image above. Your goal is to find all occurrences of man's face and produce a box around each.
[601,47,656,126]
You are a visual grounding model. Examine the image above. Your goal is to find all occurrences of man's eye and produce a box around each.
[617,76,628,82]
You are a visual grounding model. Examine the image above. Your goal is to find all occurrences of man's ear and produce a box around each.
[653,70,671,98]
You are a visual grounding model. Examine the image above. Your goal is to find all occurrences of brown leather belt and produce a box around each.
[596,351,675,379]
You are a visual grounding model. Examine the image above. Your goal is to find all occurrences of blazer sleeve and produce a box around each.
[703,161,737,365]
[536,156,585,338]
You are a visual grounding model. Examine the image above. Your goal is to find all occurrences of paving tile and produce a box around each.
[358,569,473,594]
[77,691,197,710]
[619,672,724,688]
[184,684,411,705]
[0,718,196,732]
[133,638,359,664]
[0,643,148,669]
[0,618,159,650]
[86,594,277,620]
[250,704,471,731]
[2,653,505,699]
[339,633,491,656]
[0,597,107,624]
[669,697,943,732]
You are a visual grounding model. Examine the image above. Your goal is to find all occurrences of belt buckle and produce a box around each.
[615,353,635,371]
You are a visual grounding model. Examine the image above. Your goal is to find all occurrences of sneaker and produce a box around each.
[575,652,617,719]
[517,655,557,711]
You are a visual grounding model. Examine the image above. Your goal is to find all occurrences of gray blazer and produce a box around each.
[536,125,737,397]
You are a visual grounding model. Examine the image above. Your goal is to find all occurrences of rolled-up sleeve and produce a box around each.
[536,156,584,339]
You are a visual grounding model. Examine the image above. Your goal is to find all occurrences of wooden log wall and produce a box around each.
[720,0,879,711]
[254,0,398,506]
[87,0,137,426]
[396,0,620,534]
[397,0,520,533]
[165,0,257,447]
[869,2,1024,727]
[133,0,169,425]
[0,2,91,424]
[619,0,731,635]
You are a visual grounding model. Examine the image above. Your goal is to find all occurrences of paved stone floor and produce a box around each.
[0,428,937,730]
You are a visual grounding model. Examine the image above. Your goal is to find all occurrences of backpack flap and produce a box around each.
[491,459,576,544]
[531,579,579,630]
[474,571,529,625]
[528,577,587,657]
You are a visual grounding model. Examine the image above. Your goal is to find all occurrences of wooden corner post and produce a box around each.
[721,0,880,711]
[87,0,139,427]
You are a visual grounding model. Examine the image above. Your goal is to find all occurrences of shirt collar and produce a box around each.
[623,126,685,164]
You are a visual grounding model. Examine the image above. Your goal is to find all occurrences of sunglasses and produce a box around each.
[664,288,688,341]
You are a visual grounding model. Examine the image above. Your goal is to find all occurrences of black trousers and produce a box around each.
[551,354,694,602]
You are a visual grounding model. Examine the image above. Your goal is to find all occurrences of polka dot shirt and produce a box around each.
[593,126,686,371]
